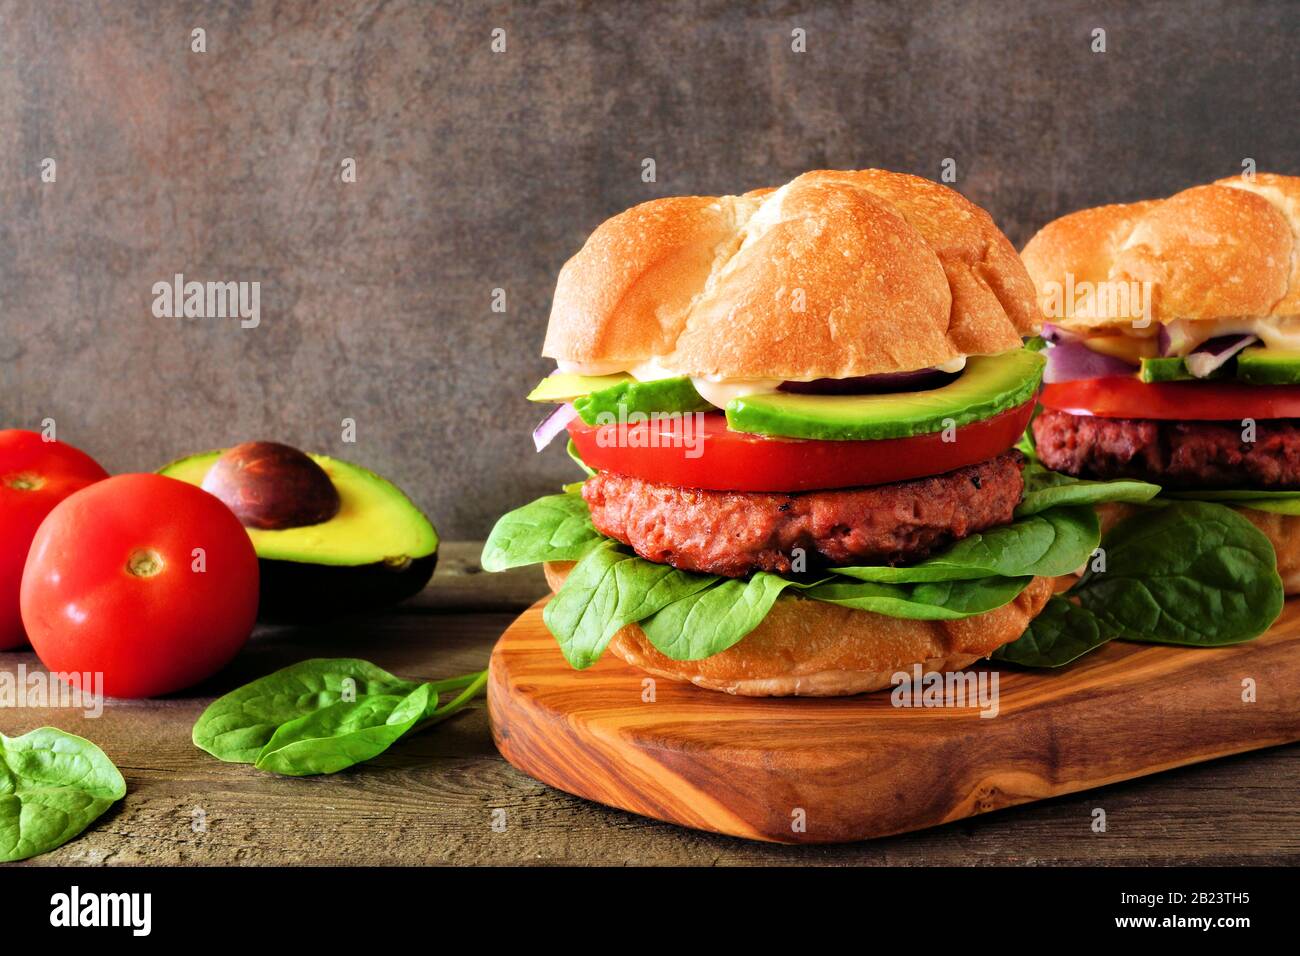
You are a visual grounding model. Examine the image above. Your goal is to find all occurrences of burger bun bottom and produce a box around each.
[543,562,1055,697]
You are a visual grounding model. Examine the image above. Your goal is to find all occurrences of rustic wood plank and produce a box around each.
[490,596,1300,844]
[3,542,1298,865]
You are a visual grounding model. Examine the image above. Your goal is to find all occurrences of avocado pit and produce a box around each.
[201,440,341,530]
[161,444,439,621]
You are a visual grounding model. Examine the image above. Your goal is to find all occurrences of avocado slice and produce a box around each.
[1236,347,1300,385]
[724,349,1044,440]
[1139,356,1194,382]
[573,376,713,424]
[159,449,438,621]
[527,373,632,402]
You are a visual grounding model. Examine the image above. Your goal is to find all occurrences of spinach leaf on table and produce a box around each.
[0,727,126,862]
[193,660,487,776]
[193,657,426,763]
[255,684,434,776]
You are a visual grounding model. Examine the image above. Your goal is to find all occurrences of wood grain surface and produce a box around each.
[491,592,1300,844]
[2,543,1298,865]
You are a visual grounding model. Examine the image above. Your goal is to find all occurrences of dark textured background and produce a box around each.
[2,0,1297,536]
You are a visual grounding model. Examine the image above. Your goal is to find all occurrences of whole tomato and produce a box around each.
[21,473,259,698]
[0,430,109,649]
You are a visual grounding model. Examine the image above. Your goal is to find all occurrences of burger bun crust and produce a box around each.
[544,169,1040,381]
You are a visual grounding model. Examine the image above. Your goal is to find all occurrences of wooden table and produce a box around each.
[4,543,1297,866]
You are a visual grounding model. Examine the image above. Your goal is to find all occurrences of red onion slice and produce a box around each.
[1041,322,1081,344]
[1157,325,1173,356]
[778,367,958,394]
[1043,341,1137,383]
[533,402,578,452]
[1184,334,1258,378]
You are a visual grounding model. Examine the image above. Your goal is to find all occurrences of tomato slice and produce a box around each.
[1041,377,1300,420]
[567,401,1035,492]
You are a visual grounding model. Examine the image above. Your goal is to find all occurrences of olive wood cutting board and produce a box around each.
[488,596,1300,844]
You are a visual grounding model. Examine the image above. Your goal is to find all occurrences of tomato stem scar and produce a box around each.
[127,549,165,578]
[4,472,45,491]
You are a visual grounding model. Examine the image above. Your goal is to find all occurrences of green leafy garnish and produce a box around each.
[483,489,1108,668]
[830,506,1099,581]
[1074,500,1283,646]
[543,539,717,668]
[193,660,486,776]
[1165,488,1300,515]
[480,493,601,572]
[0,727,126,862]
[1016,461,1161,517]
[992,596,1111,667]
[566,437,596,478]
[995,500,1284,666]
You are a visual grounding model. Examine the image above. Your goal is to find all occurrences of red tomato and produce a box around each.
[20,473,259,698]
[567,401,1035,492]
[0,430,109,649]
[1041,377,1300,420]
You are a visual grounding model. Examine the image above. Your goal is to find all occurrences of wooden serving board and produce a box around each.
[489,597,1300,844]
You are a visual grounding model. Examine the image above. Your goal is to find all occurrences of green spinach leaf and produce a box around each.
[992,596,1113,667]
[193,658,424,763]
[1166,488,1300,515]
[543,539,718,668]
[193,659,487,775]
[255,685,433,777]
[806,575,1032,620]
[480,492,601,572]
[0,727,126,862]
[566,437,595,478]
[1074,500,1283,646]
[1016,462,1160,517]
[830,506,1099,582]
[639,571,801,661]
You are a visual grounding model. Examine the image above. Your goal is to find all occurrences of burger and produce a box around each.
[1021,172,1300,594]
[481,169,1221,695]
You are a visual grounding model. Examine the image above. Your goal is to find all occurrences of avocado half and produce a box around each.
[159,449,439,622]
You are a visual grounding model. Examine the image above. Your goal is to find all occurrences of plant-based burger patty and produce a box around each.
[582,451,1025,577]
[1033,408,1300,488]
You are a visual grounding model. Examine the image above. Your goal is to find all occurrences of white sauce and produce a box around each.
[558,352,970,408]
[1093,317,1300,354]
[689,377,786,407]
[555,359,628,376]
[1183,318,1300,352]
